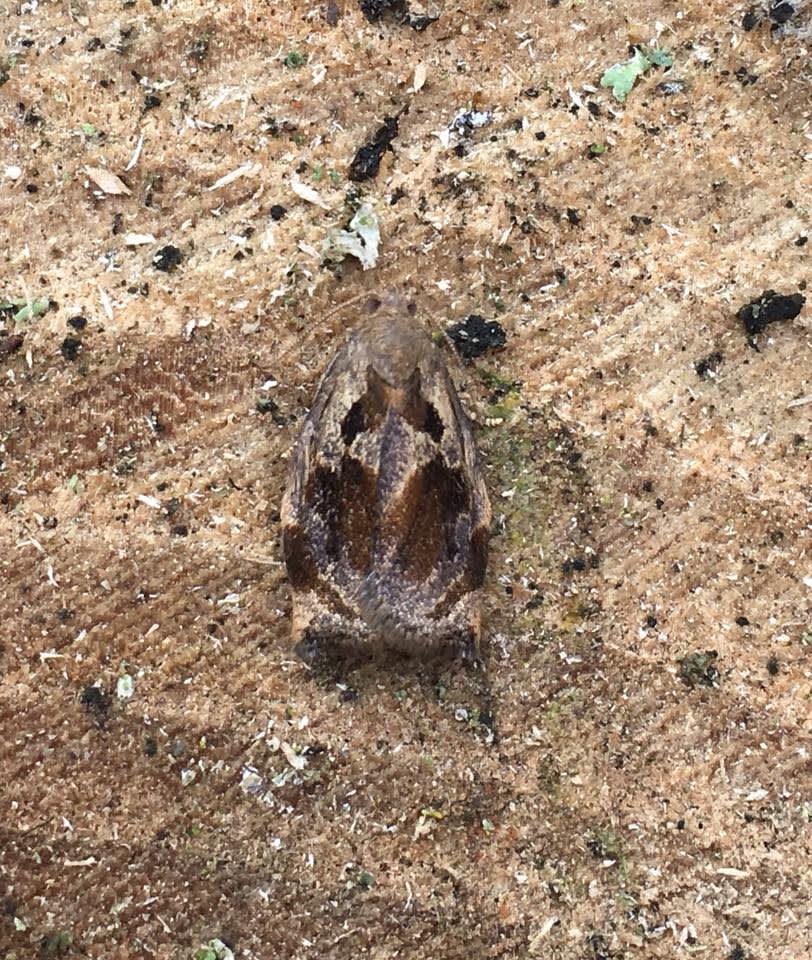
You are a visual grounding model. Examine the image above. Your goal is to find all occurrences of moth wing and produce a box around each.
[417,353,491,590]
[281,331,365,527]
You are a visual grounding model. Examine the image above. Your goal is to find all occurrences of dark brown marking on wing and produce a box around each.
[426,520,489,620]
[342,365,445,447]
[304,457,377,572]
[282,523,319,589]
[385,455,471,581]
[340,399,367,444]
[422,402,444,443]
[398,368,446,442]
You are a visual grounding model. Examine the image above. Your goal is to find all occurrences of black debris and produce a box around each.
[68,315,88,331]
[358,0,403,22]
[742,10,760,30]
[446,314,507,360]
[80,685,112,727]
[766,656,779,676]
[349,116,399,181]
[565,207,581,225]
[770,2,795,25]
[678,650,720,688]
[153,244,183,272]
[270,203,287,221]
[795,236,808,247]
[0,334,24,359]
[144,93,162,110]
[736,289,805,336]
[404,12,438,30]
[60,337,82,361]
[694,350,723,378]
[735,66,758,85]
[735,616,750,626]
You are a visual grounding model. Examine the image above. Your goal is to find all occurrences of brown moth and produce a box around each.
[281,293,491,661]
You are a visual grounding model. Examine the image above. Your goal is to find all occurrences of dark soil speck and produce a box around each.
[770,2,795,26]
[695,351,723,378]
[60,337,82,361]
[80,685,112,726]
[358,0,403,22]
[153,245,183,272]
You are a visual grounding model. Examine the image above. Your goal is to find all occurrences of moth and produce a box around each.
[281,293,491,661]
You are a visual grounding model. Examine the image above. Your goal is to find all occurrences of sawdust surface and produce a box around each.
[1,1,811,958]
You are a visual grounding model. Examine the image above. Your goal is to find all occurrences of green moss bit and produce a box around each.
[678,650,720,688]
[284,50,306,68]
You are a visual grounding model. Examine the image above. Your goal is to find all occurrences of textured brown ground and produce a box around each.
[1,1,811,958]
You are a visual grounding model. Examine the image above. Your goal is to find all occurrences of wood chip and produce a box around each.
[528,917,559,952]
[281,741,307,770]
[85,166,131,195]
[125,133,144,171]
[413,62,427,93]
[124,233,156,246]
[290,175,330,209]
[206,161,262,192]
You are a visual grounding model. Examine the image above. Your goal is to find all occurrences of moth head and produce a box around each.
[365,290,417,318]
